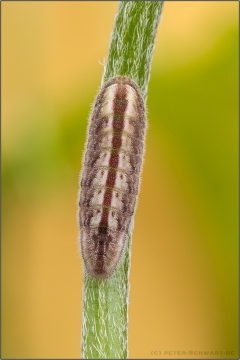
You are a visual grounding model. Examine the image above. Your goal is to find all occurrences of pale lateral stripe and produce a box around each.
[90,188,105,207]
[89,209,103,228]
[117,152,131,173]
[111,191,124,209]
[92,168,108,187]
[94,150,112,168]
[108,210,119,231]
[114,171,128,191]
[125,87,139,118]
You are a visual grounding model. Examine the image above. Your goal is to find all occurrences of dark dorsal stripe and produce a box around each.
[98,85,128,232]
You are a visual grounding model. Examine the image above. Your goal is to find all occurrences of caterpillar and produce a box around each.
[79,76,147,280]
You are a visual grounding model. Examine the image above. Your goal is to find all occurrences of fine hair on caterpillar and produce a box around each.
[79,76,147,280]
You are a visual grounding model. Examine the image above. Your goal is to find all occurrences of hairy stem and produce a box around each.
[81,2,164,358]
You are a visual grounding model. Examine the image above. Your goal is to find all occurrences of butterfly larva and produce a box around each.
[79,76,147,280]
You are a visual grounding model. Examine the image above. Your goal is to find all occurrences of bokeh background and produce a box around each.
[2,1,238,359]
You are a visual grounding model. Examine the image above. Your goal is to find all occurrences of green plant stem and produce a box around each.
[103,1,164,98]
[81,2,164,359]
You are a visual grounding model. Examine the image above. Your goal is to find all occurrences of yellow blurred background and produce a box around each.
[2,1,238,359]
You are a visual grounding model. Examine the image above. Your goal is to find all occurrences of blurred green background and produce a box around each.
[2,2,238,359]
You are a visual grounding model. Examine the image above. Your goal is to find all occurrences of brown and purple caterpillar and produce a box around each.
[79,76,147,280]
